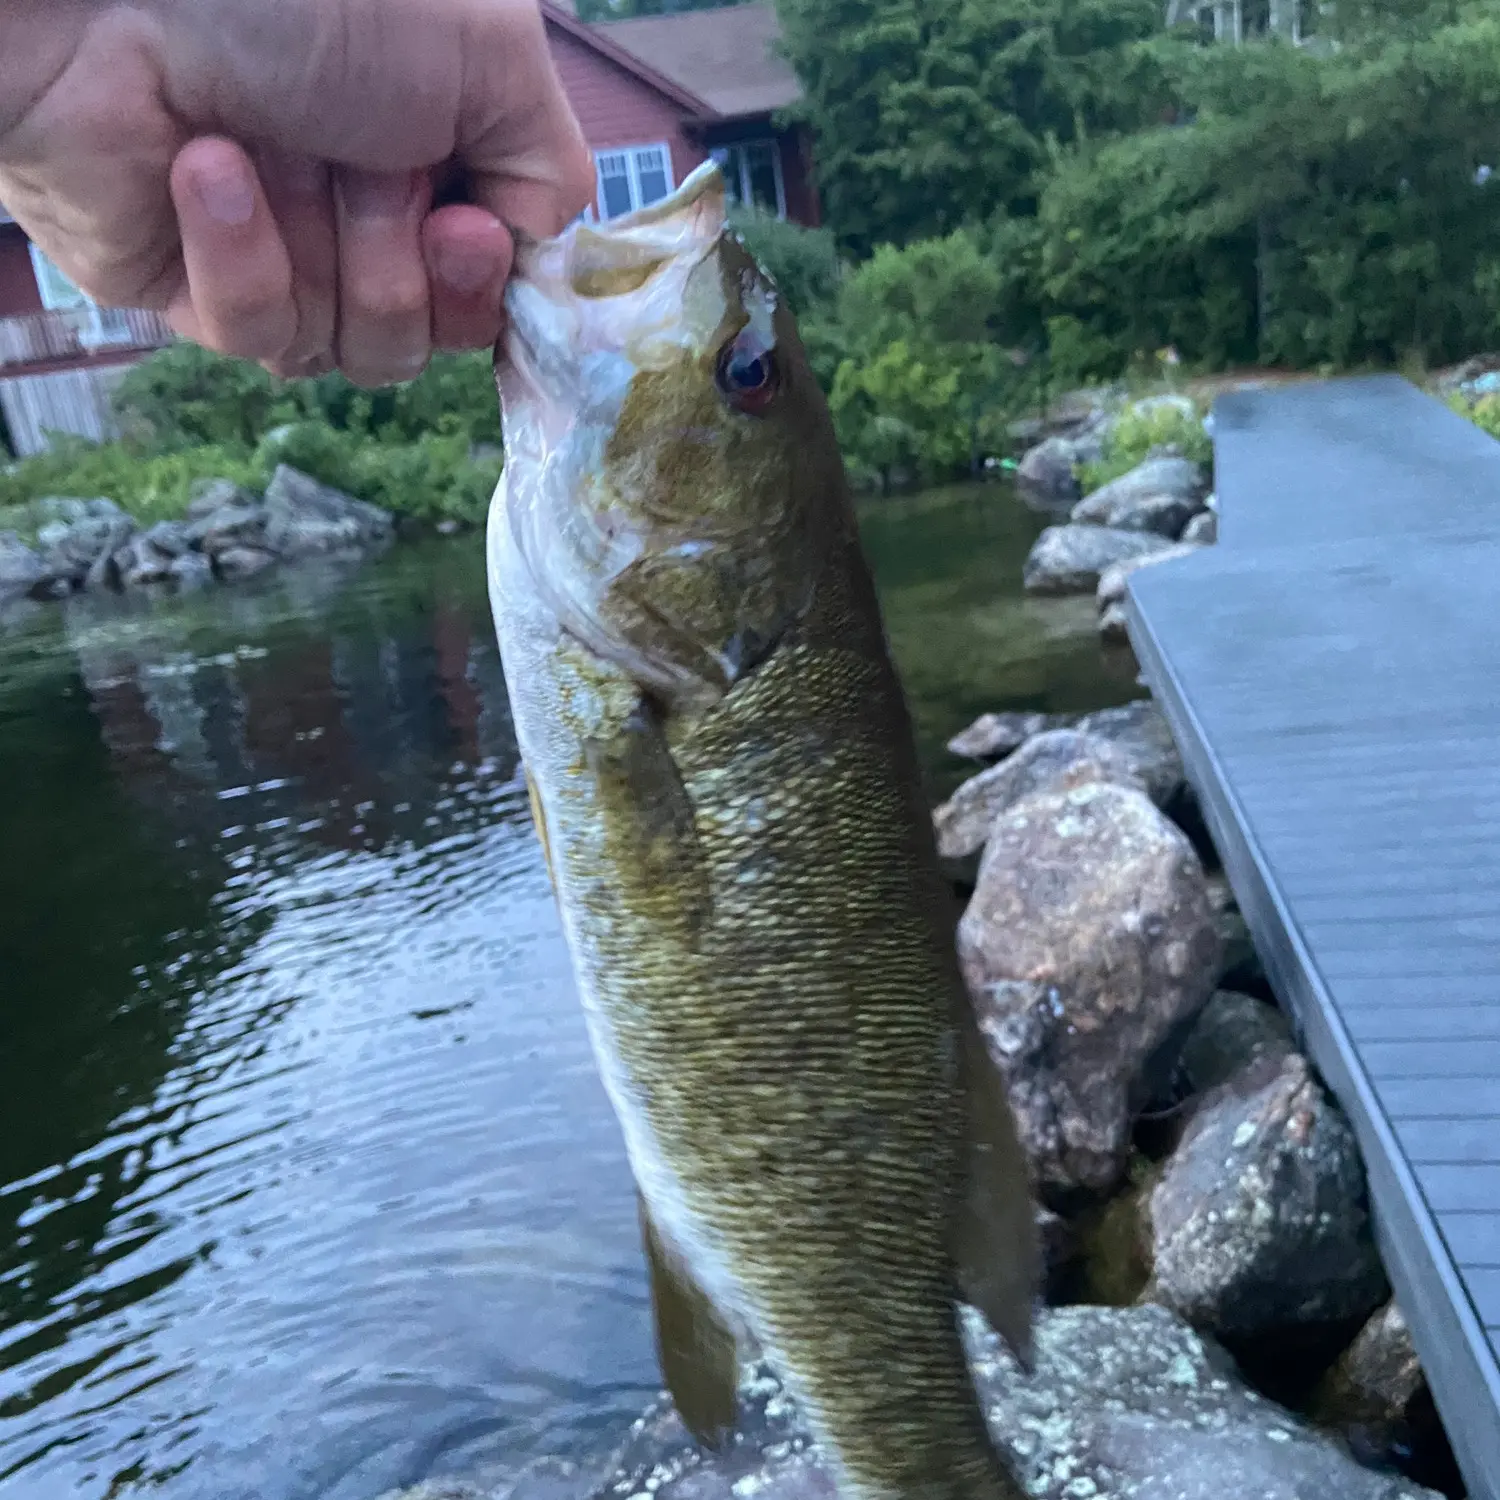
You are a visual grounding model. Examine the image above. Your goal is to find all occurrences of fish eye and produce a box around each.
[714,329,779,415]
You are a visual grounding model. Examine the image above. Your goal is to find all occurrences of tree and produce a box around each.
[774,0,1176,255]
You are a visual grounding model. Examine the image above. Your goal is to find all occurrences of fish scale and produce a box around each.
[487,161,1037,1500]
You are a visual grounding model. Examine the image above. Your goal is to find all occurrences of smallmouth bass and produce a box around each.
[486,163,1037,1500]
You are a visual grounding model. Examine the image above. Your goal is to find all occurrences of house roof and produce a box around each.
[598,5,801,120]
[541,2,714,114]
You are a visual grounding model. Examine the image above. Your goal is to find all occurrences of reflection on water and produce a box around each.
[0,486,1134,1499]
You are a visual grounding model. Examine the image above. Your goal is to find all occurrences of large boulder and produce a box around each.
[37,512,136,591]
[1015,435,1083,512]
[184,477,258,521]
[1023,524,1176,596]
[958,780,1220,1203]
[1071,455,1207,536]
[933,728,1144,861]
[0,532,46,599]
[262,464,394,557]
[403,1306,1443,1500]
[112,520,195,589]
[185,497,271,555]
[212,545,278,580]
[1175,989,1294,1096]
[1146,1049,1389,1340]
[1073,698,1186,806]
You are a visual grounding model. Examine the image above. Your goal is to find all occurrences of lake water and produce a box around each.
[0,485,1138,1500]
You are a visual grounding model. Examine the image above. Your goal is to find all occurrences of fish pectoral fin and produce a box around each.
[952,1005,1041,1372]
[638,1194,740,1451]
[524,768,558,896]
[582,697,711,934]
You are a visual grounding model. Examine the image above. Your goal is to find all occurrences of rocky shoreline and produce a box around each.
[0,466,397,608]
[382,694,1462,1500]
[1013,393,1221,644]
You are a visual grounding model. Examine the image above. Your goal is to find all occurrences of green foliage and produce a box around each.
[1078,398,1212,492]
[728,205,843,317]
[0,436,261,528]
[775,0,1177,256]
[256,424,500,525]
[814,230,1032,484]
[1447,389,1500,441]
[4,343,504,531]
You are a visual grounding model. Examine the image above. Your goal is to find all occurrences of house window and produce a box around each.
[594,144,676,221]
[711,141,786,219]
[27,243,133,346]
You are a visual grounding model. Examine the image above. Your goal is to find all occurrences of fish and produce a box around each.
[485,161,1038,1500]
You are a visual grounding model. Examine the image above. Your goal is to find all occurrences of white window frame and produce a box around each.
[593,142,676,221]
[27,243,133,347]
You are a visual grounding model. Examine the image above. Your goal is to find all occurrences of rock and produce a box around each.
[1146,1049,1389,1340]
[1310,1301,1432,1470]
[35,520,71,550]
[185,500,271,555]
[34,495,121,525]
[212,546,278,580]
[168,551,214,588]
[933,728,1144,860]
[1312,1299,1425,1425]
[113,532,174,588]
[1181,508,1218,544]
[113,520,195,589]
[1096,542,1204,643]
[1022,524,1176,595]
[946,710,1054,762]
[36,513,136,590]
[1071,456,1207,536]
[262,463,393,557]
[142,519,190,557]
[0,532,46,599]
[520,1306,1440,1500]
[959,781,1220,1203]
[1176,989,1293,1096]
[1015,435,1082,510]
[1073,698,1186,806]
[184,477,258,521]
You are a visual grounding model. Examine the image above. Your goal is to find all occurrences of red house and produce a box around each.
[0,2,815,458]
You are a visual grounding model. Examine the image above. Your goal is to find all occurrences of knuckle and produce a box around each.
[348,273,429,329]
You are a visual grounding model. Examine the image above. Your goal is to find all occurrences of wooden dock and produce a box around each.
[1125,373,1500,1497]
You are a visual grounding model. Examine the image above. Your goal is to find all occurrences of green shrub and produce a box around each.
[1447,389,1500,441]
[1078,398,1212,492]
[256,424,500,525]
[0,436,261,528]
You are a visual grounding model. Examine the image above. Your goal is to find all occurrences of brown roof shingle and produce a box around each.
[597,4,801,120]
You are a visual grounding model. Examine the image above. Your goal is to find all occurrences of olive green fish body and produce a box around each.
[487,164,1035,1500]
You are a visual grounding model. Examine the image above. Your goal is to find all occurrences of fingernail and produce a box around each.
[435,240,498,297]
[193,162,256,227]
[340,168,420,221]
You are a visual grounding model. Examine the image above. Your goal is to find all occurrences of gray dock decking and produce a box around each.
[1124,373,1500,1498]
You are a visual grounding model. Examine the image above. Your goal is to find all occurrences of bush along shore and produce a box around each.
[380,696,1462,1500]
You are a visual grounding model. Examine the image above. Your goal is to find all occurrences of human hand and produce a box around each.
[0,0,595,387]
